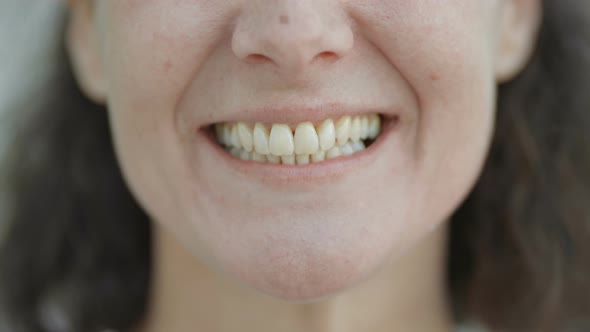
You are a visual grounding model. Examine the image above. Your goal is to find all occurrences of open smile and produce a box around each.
[211,114,397,165]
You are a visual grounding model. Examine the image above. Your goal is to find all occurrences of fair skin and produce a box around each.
[68,1,541,331]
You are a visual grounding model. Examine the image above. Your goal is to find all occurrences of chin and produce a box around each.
[208,213,399,303]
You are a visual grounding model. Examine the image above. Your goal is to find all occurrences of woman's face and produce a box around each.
[70,0,540,301]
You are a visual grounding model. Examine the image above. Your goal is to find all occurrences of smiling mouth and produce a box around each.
[211,113,390,165]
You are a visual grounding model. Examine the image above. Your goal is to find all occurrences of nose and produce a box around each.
[232,0,354,78]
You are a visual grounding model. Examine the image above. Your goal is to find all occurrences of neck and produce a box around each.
[137,223,453,332]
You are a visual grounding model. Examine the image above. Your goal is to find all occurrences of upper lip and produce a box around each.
[206,102,399,126]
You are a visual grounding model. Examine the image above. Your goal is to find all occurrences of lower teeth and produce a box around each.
[225,140,368,165]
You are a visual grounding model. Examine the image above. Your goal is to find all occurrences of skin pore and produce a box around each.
[67,1,541,331]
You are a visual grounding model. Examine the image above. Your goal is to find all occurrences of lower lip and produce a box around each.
[199,116,400,185]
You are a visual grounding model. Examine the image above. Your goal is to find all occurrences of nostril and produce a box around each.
[246,53,273,63]
[314,51,338,62]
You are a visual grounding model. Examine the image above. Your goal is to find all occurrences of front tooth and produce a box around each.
[311,150,326,163]
[340,142,354,156]
[237,123,253,152]
[351,141,366,152]
[230,125,242,148]
[350,117,361,142]
[253,123,271,155]
[294,122,319,155]
[281,155,295,165]
[335,116,351,146]
[317,119,336,151]
[326,146,342,159]
[368,114,381,139]
[269,124,295,156]
[252,152,267,162]
[360,116,369,140]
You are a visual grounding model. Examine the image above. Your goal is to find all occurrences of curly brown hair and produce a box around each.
[1,1,589,331]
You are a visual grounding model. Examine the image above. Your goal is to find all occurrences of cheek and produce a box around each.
[97,4,231,229]
[411,16,496,226]
[411,18,497,230]
[408,30,496,220]
[356,0,498,225]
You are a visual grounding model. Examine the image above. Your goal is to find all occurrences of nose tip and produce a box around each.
[231,1,354,77]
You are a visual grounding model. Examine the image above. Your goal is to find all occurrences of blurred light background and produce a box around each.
[0,1,64,153]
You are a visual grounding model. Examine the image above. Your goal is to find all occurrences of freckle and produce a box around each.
[279,15,289,25]
[430,73,440,81]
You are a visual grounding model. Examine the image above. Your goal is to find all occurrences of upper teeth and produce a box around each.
[215,114,382,163]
